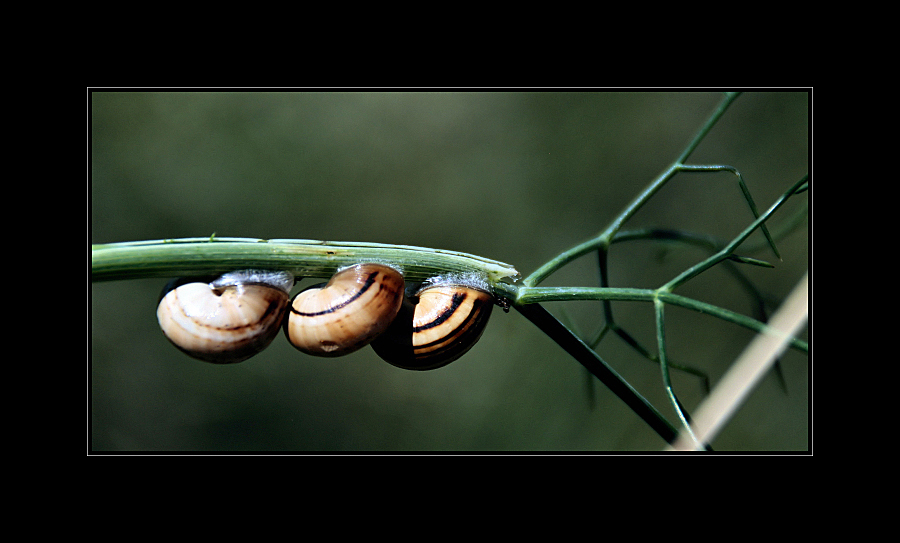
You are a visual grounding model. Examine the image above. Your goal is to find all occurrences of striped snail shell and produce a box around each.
[284,263,404,357]
[370,281,493,370]
[156,270,294,364]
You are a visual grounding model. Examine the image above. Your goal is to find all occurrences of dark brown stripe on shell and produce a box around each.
[290,270,382,317]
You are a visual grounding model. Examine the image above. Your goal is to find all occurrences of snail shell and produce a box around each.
[370,283,493,370]
[284,263,404,357]
[156,270,293,364]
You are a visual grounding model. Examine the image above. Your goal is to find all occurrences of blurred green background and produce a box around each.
[90,91,809,452]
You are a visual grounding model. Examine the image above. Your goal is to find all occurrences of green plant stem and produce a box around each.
[668,272,809,451]
[514,302,679,445]
[514,286,808,354]
[91,237,521,297]
[675,92,741,164]
[523,162,680,287]
[662,174,808,292]
[654,298,702,446]
[523,92,767,288]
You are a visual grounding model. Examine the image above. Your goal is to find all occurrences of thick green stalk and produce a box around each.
[514,303,679,445]
[91,237,521,297]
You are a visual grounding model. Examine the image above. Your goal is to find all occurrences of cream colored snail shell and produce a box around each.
[284,263,404,357]
[370,283,493,370]
[156,270,293,364]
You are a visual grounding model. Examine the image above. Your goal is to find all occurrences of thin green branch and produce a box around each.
[523,92,771,288]
[513,286,808,354]
[523,163,679,287]
[669,273,809,451]
[654,299,701,445]
[676,92,742,164]
[658,291,807,353]
[675,164,779,259]
[662,175,808,293]
[595,317,711,393]
[591,241,711,394]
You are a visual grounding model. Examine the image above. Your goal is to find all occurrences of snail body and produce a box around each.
[371,283,493,370]
[156,270,294,363]
[285,263,404,357]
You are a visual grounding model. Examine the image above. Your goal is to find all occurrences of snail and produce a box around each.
[370,281,494,370]
[156,270,294,363]
[284,263,404,357]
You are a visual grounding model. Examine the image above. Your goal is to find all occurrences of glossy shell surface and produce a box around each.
[157,277,291,363]
[285,263,404,357]
[371,284,493,370]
